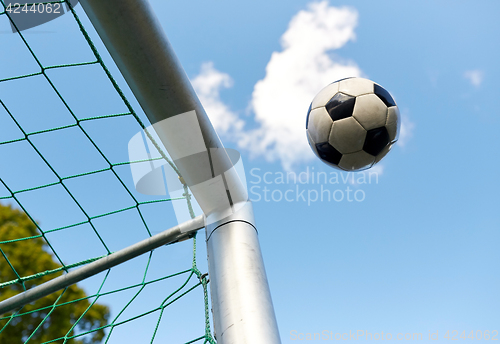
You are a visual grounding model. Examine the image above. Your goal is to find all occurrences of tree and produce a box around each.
[0,203,110,343]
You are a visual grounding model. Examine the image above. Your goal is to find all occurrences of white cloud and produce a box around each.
[464,69,484,87]
[191,62,243,135]
[192,2,413,171]
[368,163,384,178]
[398,112,415,147]
[241,2,361,169]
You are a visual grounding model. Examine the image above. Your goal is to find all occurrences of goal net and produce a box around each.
[0,1,215,342]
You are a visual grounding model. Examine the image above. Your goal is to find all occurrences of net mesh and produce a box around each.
[0,1,215,343]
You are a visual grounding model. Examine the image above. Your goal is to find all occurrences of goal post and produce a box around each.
[78,0,281,342]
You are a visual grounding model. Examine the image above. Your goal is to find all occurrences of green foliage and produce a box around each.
[0,203,110,344]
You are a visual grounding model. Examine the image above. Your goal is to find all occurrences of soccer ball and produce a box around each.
[306,77,400,171]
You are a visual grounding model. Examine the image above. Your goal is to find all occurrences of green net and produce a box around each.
[0,1,215,343]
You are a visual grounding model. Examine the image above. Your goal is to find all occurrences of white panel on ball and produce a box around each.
[307,107,333,144]
[329,117,367,154]
[338,150,375,171]
[352,94,388,130]
[306,130,319,156]
[311,82,339,109]
[386,107,400,143]
[338,77,374,97]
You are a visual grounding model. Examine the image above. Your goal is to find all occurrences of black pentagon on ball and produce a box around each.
[325,92,356,122]
[363,127,390,156]
[374,84,396,107]
[315,142,343,165]
[306,103,312,129]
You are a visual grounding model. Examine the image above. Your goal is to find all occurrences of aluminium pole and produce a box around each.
[78,1,281,343]
[0,216,205,316]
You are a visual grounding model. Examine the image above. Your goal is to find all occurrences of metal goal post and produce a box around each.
[78,1,281,343]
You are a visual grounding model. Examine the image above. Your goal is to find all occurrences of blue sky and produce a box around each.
[1,0,499,343]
